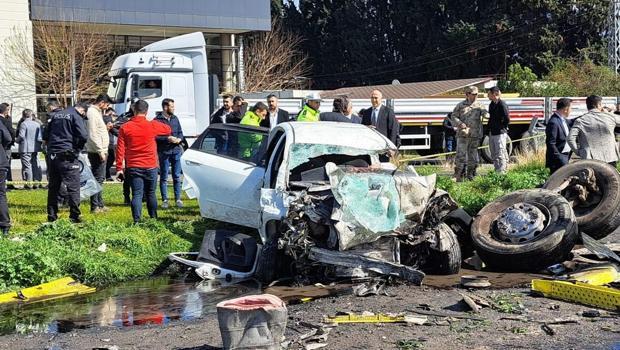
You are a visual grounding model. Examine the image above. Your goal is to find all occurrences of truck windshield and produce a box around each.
[107,77,127,104]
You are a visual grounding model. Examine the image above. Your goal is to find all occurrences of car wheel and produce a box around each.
[425,223,461,275]
[480,135,513,164]
[543,160,620,240]
[471,189,578,271]
[443,208,474,259]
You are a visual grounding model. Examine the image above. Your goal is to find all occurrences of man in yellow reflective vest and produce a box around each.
[296,92,322,122]
[239,102,268,160]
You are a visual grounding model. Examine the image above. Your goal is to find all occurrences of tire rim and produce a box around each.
[493,202,548,243]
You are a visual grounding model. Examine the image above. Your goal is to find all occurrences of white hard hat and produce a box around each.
[305,92,322,101]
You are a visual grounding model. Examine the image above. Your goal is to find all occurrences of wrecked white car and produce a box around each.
[170,122,468,284]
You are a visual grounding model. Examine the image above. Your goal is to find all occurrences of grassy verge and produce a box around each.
[2,184,210,292]
[416,150,549,214]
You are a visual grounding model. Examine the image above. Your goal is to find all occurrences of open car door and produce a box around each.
[182,124,269,228]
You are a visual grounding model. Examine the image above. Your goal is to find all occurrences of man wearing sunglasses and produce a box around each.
[450,86,488,182]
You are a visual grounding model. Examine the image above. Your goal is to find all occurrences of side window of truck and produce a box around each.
[137,77,162,99]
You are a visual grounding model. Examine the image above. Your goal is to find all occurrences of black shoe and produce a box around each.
[6,185,16,190]
[1,227,8,235]
[70,217,82,224]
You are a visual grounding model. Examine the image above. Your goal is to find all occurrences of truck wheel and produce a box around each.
[425,223,461,275]
[543,160,620,239]
[480,135,513,163]
[471,189,578,271]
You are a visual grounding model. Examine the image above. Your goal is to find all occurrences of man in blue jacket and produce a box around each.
[155,98,184,208]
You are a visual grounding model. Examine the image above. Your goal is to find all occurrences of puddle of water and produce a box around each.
[0,276,260,335]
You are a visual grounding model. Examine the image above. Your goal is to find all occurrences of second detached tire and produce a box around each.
[471,189,578,271]
[543,160,620,240]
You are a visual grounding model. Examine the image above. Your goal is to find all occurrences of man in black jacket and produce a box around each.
[487,86,510,173]
[155,98,185,209]
[320,96,362,123]
[0,103,14,188]
[545,98,572,174]
[0,116,12,234]
[43,101,88,223]
[361,90,400,147]
[210,95,237,124]
[261,94,291,128]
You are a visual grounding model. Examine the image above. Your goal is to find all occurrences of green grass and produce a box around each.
[416,159,549,215]
[2,184,211,292]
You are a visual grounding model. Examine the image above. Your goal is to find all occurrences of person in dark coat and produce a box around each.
[0,103,15,188]
[545,98,573,174]
[210,95,237,124]
[0,115,12,234]
[155,98,185,208]
[261,94,291,129]
[320,96,362,123]
[103,107,118,181]
[360,90,400,147]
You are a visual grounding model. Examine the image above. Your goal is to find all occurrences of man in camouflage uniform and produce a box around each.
[450,86,488,181]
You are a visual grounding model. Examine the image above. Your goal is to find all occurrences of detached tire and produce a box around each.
[254,232,278,284]
[543,160,620,239]
[480,134,513,164]
[471,189,578,271]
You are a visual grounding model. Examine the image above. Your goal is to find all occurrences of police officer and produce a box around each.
[450,86,488,182]
[42,101,88,223]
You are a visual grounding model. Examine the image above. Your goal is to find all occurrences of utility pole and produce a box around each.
[610,0,620,75]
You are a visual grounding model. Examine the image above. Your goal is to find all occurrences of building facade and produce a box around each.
[0,0,270,115]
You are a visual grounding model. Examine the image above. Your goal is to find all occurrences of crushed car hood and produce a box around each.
[324,162,438,250]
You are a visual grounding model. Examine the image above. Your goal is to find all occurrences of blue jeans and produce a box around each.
[158,151,182,201]
[127,167,158,223]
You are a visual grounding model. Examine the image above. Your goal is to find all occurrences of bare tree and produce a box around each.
[243,20,311,92]
[1,21,111,107]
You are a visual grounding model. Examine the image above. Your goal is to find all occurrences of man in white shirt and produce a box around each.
[86,94,112,213]
[261,94,290,129]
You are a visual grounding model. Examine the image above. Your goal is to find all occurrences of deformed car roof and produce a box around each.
[275,121,396,151]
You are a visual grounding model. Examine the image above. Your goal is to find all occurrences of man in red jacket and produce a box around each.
[116,100,171,223]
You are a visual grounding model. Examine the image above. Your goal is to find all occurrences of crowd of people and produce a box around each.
[2,87,617,235]
[445,87,620,181]
[0,94,184,234]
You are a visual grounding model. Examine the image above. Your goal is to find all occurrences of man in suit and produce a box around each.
[17,109,43,189]
[361,90,400,146]
[568,95,620,167]
[261,94,291,129]
[545,98,573,174]
[320,96,362,123]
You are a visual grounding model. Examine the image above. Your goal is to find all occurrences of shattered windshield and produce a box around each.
[288,143,381,170]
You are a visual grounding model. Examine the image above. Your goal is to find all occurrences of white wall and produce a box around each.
[0,0,36,119]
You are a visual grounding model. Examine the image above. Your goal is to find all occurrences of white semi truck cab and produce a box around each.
[106,32,218,142]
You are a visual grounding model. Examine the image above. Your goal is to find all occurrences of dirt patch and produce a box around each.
[0,284,618,350]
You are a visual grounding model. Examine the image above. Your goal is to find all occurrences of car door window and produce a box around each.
[193,128,268,165]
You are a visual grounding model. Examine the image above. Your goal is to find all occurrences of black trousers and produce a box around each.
[0,168,10,228]
[106,145,116,179]
[47,154,81,221]
[88,153,106,210]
